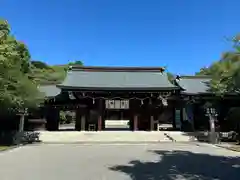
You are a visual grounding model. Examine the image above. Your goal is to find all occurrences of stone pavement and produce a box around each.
[216,142,240,152]
[37,131,195,143]
[0,143,239,180]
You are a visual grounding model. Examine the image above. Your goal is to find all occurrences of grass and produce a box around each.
[0,146,12,151]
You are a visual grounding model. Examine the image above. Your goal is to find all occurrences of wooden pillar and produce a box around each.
[46,107,59,131]
[133,114,138,131]
[131,99,140,131]
[98,115,102,131]
[75,108,87,131]
[98,99,104,131]
[81,115,86,131]
[75,110,81,131]
[150,115,154,131]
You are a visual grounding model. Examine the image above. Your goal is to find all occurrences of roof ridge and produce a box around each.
[178,75,212,79]
[69,65,165,72]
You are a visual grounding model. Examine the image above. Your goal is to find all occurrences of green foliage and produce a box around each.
[0,19,43,110]
[69,60,83,66]
[31,61,50,69]
[30,65,67,85]
[197,35,240,94]
[29,60,84,85]
[59,111,75,124]
[59,111,67,124]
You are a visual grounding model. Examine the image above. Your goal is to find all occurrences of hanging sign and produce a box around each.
[105,100,129,109]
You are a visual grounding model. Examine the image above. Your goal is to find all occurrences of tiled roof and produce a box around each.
[38,85,61,97]
[176,76,211,95]
[58,66,178,91]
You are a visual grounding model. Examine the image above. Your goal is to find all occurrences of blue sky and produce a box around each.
[1,0,240,74]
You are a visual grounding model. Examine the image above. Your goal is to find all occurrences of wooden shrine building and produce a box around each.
[38,66,240,132]
[41,66,182,131]
[174,76,240,132]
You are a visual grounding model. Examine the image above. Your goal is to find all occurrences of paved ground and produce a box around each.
[0,143,239,180]
[37,131,190,143]
[59,123,75,130]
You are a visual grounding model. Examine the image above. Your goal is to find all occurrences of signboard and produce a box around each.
[175,109,181,129]
[105,100,129,109]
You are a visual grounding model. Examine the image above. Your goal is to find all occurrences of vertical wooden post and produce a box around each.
[98,115,102,131]
[75,110,81,131]
[81,115,86,131]
[149,97,155,131]
[150,115,154,131]
[131,99,139,131]
[133,114,138,131]
[52,108,60,131]
[98,99,103,131]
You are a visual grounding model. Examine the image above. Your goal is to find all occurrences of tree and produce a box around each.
[0,19,43,110]
[29,60,84,85]
[197,35,240,142]
[30,64,68,85]
[69,60,83,66]
[197,35,240,94]
[31,60,50,69]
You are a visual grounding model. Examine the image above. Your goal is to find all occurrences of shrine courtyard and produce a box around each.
[0,143,239,180]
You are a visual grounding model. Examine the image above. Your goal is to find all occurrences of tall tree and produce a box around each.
[197,35,240,142]
[0,19,43,110]
[197,35,240,94]
[69,60,83,66]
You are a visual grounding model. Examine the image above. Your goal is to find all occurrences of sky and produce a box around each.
[1,0,240,74]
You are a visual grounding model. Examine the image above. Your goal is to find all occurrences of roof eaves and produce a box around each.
[180,92,214,96]
[38,85,61,98]
[57,85,180,91]
[69,66,166,72]
[177,75,212,79]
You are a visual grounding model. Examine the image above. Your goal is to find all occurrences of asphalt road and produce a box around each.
[0,143,239,180]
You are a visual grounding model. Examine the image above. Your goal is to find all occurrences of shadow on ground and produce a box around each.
[110,150,240,180]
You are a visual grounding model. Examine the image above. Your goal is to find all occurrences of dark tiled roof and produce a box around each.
[38,85,61,97]
[176,76,212,95]
[58,66,178,91]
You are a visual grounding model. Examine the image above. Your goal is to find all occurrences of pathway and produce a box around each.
[37,131,194,143]
[0,143,239,180]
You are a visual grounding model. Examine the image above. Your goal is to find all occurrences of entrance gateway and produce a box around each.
[104,100,130,130]
[43,66,182,131]
[37,66,240,133]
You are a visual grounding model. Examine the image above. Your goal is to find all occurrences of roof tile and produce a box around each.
[177,76,211,94]
[59,66,178,90]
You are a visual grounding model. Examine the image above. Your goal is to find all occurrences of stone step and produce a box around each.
[37,131,172,143]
